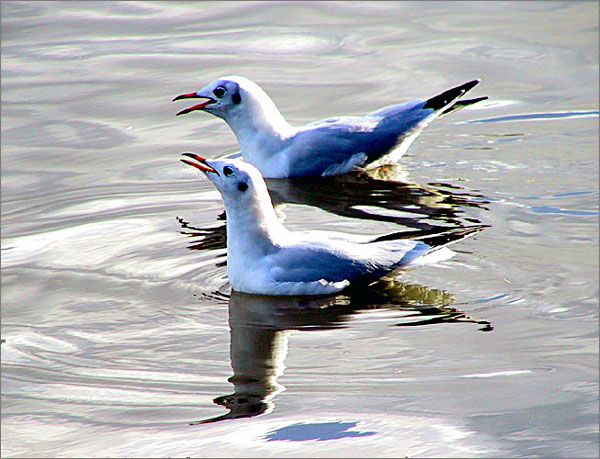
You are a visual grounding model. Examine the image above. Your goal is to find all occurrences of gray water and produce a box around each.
[1,1,598,457]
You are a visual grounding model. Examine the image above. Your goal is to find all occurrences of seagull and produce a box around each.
[180,153,487,296]
[174,76,487,178]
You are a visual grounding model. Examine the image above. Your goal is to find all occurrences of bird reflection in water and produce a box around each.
[267,164,489,231]
[177,165,489,253]
[191,283,492,425]
[180,164,491,424]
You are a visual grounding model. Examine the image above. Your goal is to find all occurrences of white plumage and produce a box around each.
[174,75,487,178]
[180,153,486,296]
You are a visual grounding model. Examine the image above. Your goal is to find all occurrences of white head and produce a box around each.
[173,75,290,136]
[181,153,262,202]
[180,153,283,237]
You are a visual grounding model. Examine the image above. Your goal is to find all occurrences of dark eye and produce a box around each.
[223,166,234,176]
[213,86,226,98]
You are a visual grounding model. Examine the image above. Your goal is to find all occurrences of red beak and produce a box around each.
[180,152,219,175]
[173,92,200,101]
[173,92,216,116]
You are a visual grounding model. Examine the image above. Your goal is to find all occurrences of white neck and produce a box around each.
[221,185,289,257]
[224,88,296,167]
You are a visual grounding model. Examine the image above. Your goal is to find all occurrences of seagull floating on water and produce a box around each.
[174,76,487,178]
[180,153,487,296]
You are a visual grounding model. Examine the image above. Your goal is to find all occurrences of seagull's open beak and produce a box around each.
[173,92,216,116]
[180,152,219,175]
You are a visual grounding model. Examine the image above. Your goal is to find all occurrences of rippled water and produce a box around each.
[2,1,598,457]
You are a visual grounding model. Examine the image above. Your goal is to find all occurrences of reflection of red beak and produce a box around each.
[180,152,219,175]
[173,92,216,116]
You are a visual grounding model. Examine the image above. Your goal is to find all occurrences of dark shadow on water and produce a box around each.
[191,281,492,425]
[179,164,492,425]
[264,421,376,442]
[177,165,490,254]
[267,165,489,231]
[177,213,226,256]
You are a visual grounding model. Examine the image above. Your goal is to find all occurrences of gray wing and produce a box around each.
[281,80,486,177]
[269,247,375,284]
[283,99,429,177]
[269,239,429,285]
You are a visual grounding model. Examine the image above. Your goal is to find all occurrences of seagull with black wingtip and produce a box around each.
[174,75,487,178]
[180,153,487,296]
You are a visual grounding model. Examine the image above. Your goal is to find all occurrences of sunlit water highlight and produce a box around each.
[1,1,598,458]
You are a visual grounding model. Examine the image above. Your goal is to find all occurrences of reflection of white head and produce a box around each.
[229,326,289,402]
[192,293,292,424]
[228,291,293,403]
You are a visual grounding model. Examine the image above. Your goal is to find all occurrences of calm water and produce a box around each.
[1,1,598,457]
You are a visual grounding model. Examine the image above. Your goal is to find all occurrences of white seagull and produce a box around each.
[174,76,487,178]
[180,153,487,296]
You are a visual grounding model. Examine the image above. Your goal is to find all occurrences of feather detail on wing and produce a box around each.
[265,278,351,296]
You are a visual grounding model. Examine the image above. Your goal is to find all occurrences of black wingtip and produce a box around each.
[463,78,482,91]
[370,225,489,246]
[423,79,483,112]
[418,225,490,250]
[440,95,489,116]
[460,95,488,105]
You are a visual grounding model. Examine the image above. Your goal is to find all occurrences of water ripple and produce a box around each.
[462,110,599,124]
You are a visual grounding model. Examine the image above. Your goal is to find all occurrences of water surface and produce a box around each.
[1,1,598,457]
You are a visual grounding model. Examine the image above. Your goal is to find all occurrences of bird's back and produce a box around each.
[268,235,428,286]
[281,99,430,177]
